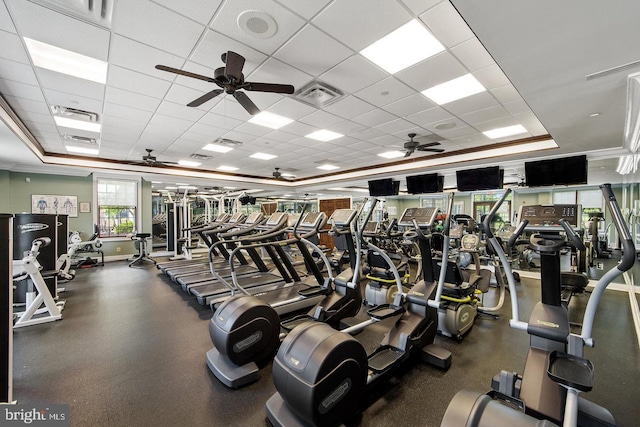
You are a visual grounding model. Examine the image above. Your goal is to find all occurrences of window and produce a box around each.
[96,178,138,238]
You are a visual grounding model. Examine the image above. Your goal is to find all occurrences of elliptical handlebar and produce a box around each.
[291,203,310,241]
[351,198,374,286]
[483,189,511,239]
[508,219,529,250]
[559,219,586,251]
[601,184,636,271]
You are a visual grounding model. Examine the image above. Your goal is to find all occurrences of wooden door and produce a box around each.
[319,198,351,248]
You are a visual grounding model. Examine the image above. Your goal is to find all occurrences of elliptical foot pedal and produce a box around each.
[368,345,405,373]
[367,303,404,320]
[547,351,594,392]
[421,343,452,370]
[297,285,329,298]
[280,315,312,332]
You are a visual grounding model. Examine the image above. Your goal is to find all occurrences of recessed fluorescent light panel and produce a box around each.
[250,152,277,160]
[317,164,339,171]
[421,74,486,105]
[165,186,177,190]
[178,160,201,167]
[360,20,445,74]
[54,116,101,133]
[65,145,99,155]
[378,151,406,159]
[202,143,233,153]
[218,165,238,171]
[306,130,343,142]
[248,111,293,129]
[23,38,108,84]
[483,124,527,139]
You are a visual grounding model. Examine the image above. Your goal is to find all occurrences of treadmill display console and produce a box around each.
[246,212,262,224]
[398,207,438,228]
[266,212,287,226]
[517,204,581,231]
[363,221,378,233]
[300,212,323,227]
[329,209,357,226]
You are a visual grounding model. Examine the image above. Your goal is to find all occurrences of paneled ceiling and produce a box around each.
[0,0,638,197]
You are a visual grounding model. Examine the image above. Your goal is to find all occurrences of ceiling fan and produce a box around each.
[136,149,178,166]
[155,51,295,115]
[272,167,295,180]
[403,133,445,157]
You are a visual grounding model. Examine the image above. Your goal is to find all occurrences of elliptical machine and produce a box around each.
[265,203,451,427]
[441,184,636,427]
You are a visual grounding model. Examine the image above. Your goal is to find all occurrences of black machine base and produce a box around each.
[421,343,452,370]
[265,392,311,427]
[205,347,259,388]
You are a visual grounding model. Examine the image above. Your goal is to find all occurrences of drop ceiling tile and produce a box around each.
[401,0,443,15]
[108,65,172,99]
[473,64,511,90]
[140,122,185,139]
[490,84,522,104]
[374,118,416,134]
[472,116,522,133]
[210,98,254,121]
[0,1,16,33]
[352,109,397,127]
[275,0,331,19]
[7,0,110,60]
[348,126,385,141]
[198,112,244,129]
[323,96,375,120]
[354,77,414,107]
[503,99,531,116]
[182,125,227,143]
[152,0,222,25]
[313,0,411,51]
[13,109,54,125]
[101,126,144,141]
[163,84,220,111]
[149,113,193,132]
[266,97,317,120]
[3,95,49,115]
[441,91,498,116]
[43,89,103,115]
[276,121,317,137]
[459,105,510,125]
[37,68,106,100]
[263,130,299,142]
[157,100,207,122]
[382,93,436,118]
[450,37,495,72]
[434,124,477,139]
[420,1,474,48]
[406,106,454,126]
[0,30,28,63]
[110,35,185,82]
[210,1,305,55]
[104,102,154,123]
[105,87,161,112]
[0,58,38,86]
[114,0,204,57]
[233,122,273,137]
[30,129,59,140]
[513,111,548,136]
[247,58,312,94]
[99,139,137,150]
[299,110,344,128]
[165,138,211,154]
[0,80,42,102]
[102,115,148,132]
[396,51,467,91]
[22,120,57,134]
[192,30,267,73]
[239,91,283,112]
[369,134,406,147]
[274,25,352,77]
[219,130,258,144]
[320,55,387,93]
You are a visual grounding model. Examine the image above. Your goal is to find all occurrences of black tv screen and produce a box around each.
[368,178,398,197]
[456,166,503,192]
[406,173,444,194]
[525,155,588,187]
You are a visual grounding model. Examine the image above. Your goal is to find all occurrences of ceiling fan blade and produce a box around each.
[415,141,441,148]
[155,65,214,82]
[244,82,295,94]
[404,150,413,158]
[233,91,260,115]
[187,89,223,107]
[224,51,245,83]
[416,147,445,153]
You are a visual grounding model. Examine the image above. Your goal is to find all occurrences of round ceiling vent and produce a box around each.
[434,122,456,130]
[237,10,277,39]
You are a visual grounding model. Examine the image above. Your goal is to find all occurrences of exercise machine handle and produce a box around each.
[292,203,310,241]
[508,219,529,250]
[600,183,635,271]
[559,219,586,251]
[483,188,511,239]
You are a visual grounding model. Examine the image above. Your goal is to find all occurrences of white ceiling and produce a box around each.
[0,0,638,197]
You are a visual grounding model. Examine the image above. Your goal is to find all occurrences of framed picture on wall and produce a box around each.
[31,194,78,217]
[80,202,91,213]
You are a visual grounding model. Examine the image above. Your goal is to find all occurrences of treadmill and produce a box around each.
[156,212,233,273]
[180,212,293,295]
[162,212,261,282]
[205,209,357,316]
[191,211,326,307]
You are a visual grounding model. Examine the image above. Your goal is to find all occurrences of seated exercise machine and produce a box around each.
[206,206,362,388]
[67,225,104,268]
[440,184,636,427]
[265,203,452,427]
[128,233,156,267]
[13,237,64,328]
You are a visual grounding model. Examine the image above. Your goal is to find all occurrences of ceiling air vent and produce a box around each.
[62,134,99,144]
[51,105,99,122]
[190,153,212,160]
[211,137,243,147]
[293,80,344,108]
[32,0,114,27]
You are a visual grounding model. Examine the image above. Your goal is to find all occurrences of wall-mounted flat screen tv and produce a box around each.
[456,166,503,191]
[406,173,444,194]
[368,178,400,196]
[525,155,588,187]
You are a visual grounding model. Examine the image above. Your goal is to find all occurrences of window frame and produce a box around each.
[93,175,142,240]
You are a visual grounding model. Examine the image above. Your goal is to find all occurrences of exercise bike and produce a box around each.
[265,203,452,427]
[441,184,636,427]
